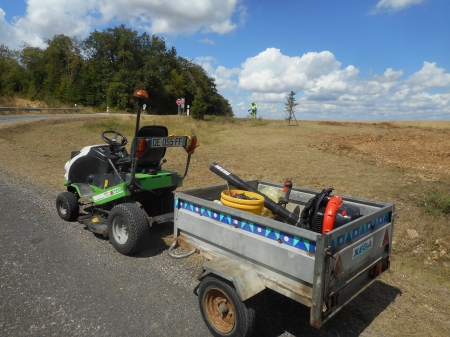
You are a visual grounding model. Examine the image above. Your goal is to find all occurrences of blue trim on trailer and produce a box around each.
[175,198,317,254]
[331,213,390,250]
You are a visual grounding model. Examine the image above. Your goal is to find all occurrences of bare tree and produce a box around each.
[284,91,298,125]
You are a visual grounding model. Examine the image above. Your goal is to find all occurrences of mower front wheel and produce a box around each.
[56,192,79,221]
[107,203,150,255]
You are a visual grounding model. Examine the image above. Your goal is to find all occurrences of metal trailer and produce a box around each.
[173,180,395,337]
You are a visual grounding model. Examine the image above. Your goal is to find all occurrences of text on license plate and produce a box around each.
[148,136,187,147]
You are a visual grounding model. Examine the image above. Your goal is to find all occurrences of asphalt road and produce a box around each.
[0,171,212,337]
[0,168,396,337]
[0,113,108,124]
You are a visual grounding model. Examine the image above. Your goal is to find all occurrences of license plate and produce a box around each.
[147,136,187,148]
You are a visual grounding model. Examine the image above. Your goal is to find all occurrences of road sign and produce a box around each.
[176,99,181,105]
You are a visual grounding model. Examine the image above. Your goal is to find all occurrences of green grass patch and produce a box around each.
[395,258,450,288]
[420,187,450,215]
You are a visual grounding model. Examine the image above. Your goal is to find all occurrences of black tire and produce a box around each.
[107,203,150,255]
[198,276,255,337]
[56,192,79,221]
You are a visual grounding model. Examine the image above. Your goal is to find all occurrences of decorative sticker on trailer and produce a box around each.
[93,186,123,202]
[175,198,316,254]
[381,228,390,247]
[352,237,373,260]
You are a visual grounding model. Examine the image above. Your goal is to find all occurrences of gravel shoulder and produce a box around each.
[0,168,210,337]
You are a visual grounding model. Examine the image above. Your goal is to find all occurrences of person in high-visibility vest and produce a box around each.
[249,102,257,119]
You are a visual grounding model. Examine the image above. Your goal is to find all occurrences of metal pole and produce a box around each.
[135,102,141,137]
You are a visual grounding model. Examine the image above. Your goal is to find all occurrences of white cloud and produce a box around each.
[371,0,427,14]
[195,57,241,92]
[0,0,242,49]
[0,9,15,42]
[199,38,215,45]
[212,65,241,91]
[249,92,287,103]
[195,56,217,75]
[215,66,241,79]
[202,48,450,120]
[238,48,341,93]
[372,68,404,83]
[406,61,450,88]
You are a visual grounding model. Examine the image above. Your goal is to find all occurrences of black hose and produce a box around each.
[180,154,191,183]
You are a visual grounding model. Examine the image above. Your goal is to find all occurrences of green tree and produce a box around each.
[0,45,29,96]
[284,91,298,125]
[191,91,208,120]
[210,94,233,117]
[0,25,234,116]
[19,44,45,97]
[42,35,83,104]
[106,82,128,110]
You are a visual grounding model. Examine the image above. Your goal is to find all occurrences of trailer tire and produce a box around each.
[56,192,79,221]
[198,276,255,337]
[107,203,149,255]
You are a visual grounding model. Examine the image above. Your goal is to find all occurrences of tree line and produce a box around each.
[0,25,233,119]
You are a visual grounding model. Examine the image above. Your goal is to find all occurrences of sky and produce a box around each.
[0,0,449,121]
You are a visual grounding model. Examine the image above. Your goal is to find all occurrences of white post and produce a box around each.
[187,105,190,116]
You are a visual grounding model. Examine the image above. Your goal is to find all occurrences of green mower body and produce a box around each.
[56,90,198,255]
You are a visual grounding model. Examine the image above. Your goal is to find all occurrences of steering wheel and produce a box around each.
[101,130,128,147]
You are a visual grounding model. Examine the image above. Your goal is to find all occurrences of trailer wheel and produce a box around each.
[56,192,79,221]
[107,203,149,255]
[198,276,255,337]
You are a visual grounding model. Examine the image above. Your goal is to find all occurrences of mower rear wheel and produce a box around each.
[107,203,150,255]
[56,192,79,221]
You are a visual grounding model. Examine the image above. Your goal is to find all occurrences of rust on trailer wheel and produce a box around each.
[204,287,236,333]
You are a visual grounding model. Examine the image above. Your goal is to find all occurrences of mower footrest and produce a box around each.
[77,183,95,199]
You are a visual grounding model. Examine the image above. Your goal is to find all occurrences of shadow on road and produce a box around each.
[89,218,402,336]
[133,222,174,258]
[247,279,401,336]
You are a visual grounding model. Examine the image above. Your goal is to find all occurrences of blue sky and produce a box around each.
[0,0,449,120]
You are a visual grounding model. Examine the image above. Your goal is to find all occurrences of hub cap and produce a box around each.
[58,201,67,215]
[112,216,128,244]
[204,288,235,333]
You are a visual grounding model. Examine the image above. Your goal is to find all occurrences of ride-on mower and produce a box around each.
[56,90,198,255]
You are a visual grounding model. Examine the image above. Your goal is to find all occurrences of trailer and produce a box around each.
[172,165,395,337]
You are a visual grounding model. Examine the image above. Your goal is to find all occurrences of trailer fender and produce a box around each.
[199,255,265,301]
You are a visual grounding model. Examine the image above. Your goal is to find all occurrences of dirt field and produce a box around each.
[0,97,94,114]
[0,115,449,336]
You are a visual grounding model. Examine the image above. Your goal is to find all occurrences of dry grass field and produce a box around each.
[1,114,450,336]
